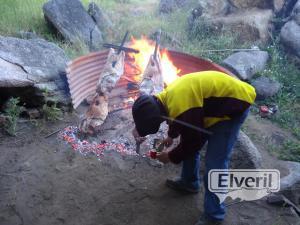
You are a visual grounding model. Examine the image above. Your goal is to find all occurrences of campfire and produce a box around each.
[63,32,234,159]
[77,32,182,135]
[128,36,180,85]
[61,33,183,159]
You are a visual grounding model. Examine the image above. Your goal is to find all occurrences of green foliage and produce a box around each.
[0,0,49,36]
[279,140,300,162]
[256,41,300,138]
[42,102,63,121]
[268,140,300,162]
[4,97,21,136]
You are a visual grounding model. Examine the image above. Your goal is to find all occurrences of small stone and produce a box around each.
[252,76,281,100]
[26,108,41,119]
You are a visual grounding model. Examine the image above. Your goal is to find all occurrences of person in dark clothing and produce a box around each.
[132,71,256,224]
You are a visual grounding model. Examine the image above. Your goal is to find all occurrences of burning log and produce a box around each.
[79,48,125,134]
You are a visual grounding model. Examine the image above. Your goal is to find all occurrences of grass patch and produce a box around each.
[42,102,63,121]
[3,97,21,136]
[256,41,300,138]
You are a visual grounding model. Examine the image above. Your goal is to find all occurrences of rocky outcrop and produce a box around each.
[280,161,300,205]
[280,0,300,61]
[230,131,263,169]
[43,0,103,50]
[222,50,269,80]
[252,76,281,100]
[291,0,300,25]
[280,20,300,60]
[230,0,274,10]
[188,1,274,44]
[197,0,232,17]
[0,36,69,107]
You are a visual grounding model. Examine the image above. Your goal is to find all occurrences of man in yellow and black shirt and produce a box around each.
[132,71,256,224]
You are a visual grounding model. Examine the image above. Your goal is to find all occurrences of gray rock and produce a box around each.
[280,20,300,59]
[252,76,281,100]
[274,0,286,13]
[0,58,33,87]
[291,0,300,25]
[43,0,103,50]
[277,0,299,19]
[88,2,113,34]
[0,36,67,82]
[197,0,232,17]
[280,161,300,205]
[222,50,269,80]
[0,36,69,106]
[230,131,263,169]
[230,0,274,10]
[159,0,176,13]
[189,9,273,44]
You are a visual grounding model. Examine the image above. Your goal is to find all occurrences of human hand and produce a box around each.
[156,151,170,164]
[163,137,173,147]
[132,127,146,144]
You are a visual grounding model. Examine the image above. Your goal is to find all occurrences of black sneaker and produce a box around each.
[166,178,199,194]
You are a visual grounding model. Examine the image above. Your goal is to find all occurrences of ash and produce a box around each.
[58,126,138,160]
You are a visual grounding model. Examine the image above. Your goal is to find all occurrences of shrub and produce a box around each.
[4,97,21,136]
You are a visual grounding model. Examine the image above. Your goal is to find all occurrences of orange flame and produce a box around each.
[129,36,180,86]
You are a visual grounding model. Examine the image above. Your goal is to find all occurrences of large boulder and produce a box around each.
[230,131,263,169]
[280,161,300,205]
[0,36,69,107]
[280,20,300,60]
[43,0,103,50]
[211,9,274,44]
[252,76,281,100]
[197,0,232,17]
[291,0,300,25]
[230,0,274,10]
[222,50,269,80]
[189,9,274,44]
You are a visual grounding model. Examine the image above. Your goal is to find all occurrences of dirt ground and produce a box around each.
[0,109,299,225]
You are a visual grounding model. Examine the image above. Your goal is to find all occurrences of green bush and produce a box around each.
[42,102,63,121]
[4,97,21,136]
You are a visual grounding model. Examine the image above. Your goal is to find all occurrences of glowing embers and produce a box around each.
[58,126,138,160]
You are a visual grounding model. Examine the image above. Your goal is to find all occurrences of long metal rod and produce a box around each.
[199,48,261,53]
[160,115,213,135]
[117,31,129,54]
[103,43,139,54]
[153,29,161,61]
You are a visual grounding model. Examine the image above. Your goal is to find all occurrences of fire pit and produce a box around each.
[66,37,234,110]
[62,37,235,160]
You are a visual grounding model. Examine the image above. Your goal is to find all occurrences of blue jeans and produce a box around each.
[180,109,249,221]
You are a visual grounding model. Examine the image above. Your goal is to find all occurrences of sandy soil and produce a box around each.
[0,110,299,225]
